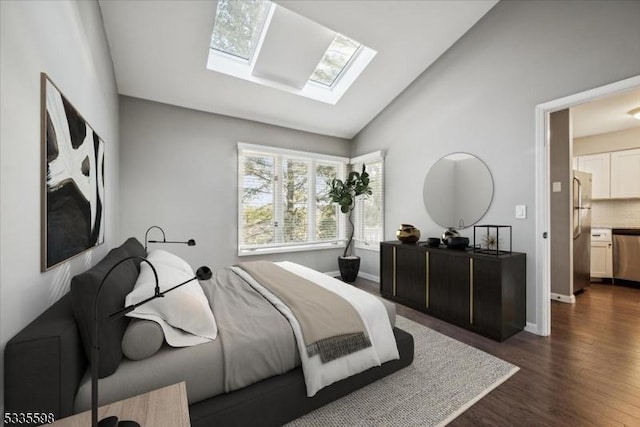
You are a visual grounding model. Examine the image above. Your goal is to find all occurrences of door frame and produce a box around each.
[534,75,640,336]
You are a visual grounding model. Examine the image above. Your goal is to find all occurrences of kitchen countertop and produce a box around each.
[612,228,640,235]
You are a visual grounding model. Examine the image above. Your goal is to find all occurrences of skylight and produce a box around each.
[210,0,271,61]
[207,1,377,104]
[310,34,361,87]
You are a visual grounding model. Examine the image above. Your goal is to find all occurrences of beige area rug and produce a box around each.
[287,316,519,427]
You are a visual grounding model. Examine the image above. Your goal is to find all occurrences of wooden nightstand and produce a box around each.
[46,382,190,427]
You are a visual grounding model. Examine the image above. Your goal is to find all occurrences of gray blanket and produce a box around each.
[200,268,299,392]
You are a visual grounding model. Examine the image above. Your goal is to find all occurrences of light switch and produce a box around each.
[552,182,562,192]
[515,205,527,219]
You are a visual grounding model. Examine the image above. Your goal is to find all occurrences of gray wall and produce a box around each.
[119,96,351,273]
[352,0,640,325]
[0,0,120,411]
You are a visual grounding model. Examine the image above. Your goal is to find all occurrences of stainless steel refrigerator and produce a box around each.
[573,170,592,294]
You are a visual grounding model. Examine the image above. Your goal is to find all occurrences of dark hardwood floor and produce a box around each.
[352,279,640,426]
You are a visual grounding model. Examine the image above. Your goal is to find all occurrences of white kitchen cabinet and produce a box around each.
[610,148,640,198]
[590,241,613,279]
[576,153,610,199]
[591,228,612,279]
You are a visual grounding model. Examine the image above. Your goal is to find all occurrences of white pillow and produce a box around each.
[126,249,217,347]
[147,248,193,275]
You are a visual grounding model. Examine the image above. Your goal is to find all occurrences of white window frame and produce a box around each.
[237,142,348,256]
[350,151,385,252]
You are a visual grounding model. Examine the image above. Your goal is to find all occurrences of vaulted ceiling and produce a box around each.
[99,0,498,139]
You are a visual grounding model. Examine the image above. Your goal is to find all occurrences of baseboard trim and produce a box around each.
[524,322,541,335]
[550,292,575,304]
[358,271,379,283]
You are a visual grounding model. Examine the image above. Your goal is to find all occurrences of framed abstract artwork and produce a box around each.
[41,73,105,271]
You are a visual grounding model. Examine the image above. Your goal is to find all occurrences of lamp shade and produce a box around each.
[196,266,212,280]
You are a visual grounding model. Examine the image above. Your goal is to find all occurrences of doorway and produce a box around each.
[534,75,640,336]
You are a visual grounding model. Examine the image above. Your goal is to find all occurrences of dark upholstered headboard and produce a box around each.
[4,238,145,426]
[4,293,86,423]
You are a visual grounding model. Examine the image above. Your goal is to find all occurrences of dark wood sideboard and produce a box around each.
[380,241,526,341]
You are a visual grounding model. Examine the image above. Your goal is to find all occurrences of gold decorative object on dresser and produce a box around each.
[396,224,421,243]
[46,382,190,427]
[380,241,526,341]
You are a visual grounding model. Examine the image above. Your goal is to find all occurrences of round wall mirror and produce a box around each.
[423,153,494,229]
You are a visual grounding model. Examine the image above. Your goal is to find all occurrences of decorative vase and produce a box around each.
[445,236,470,250]
[426,237,441,247]
[397,224,421,243]
[441,227,460,243]
[338,256,360,282]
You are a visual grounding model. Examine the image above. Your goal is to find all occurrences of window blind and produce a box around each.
[351,152,384,251]
[238,143,347,255]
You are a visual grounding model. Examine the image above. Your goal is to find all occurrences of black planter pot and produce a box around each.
[338,256,360,283]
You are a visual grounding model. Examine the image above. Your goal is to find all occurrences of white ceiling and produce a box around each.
[572,88,640,138]
[98,0,498,139]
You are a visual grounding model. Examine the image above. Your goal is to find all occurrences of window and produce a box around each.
[207,1,376,104]
[210,0,272,61]
[309,34,361,87]
[238,143,347,255]
[351,151,385,251]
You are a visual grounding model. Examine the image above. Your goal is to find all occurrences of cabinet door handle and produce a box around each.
[469,258,474,325]
[392,247,397,297]
[425,252,430,309]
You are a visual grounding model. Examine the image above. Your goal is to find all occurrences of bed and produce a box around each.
[4,238,414,427]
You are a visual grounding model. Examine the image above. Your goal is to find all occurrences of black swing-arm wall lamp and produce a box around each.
[144,226,196,251]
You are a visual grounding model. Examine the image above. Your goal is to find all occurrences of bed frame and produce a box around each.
[5,292,414,427]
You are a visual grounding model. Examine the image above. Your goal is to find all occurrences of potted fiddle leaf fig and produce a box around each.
[327,164,372,282]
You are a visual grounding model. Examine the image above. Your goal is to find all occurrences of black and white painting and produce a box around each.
[42,74,105,270]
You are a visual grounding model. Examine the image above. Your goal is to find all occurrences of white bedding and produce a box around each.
[126,249,217,346]
[232,261,399,397]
